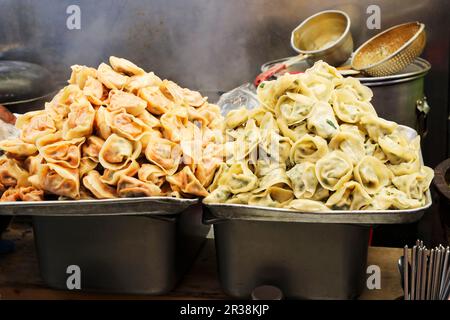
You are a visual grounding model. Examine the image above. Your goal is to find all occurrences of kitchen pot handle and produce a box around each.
[202,206,227,225]
[433,158,450,200]
[416,96,430,138]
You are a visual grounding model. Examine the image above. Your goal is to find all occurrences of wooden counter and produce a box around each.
[0,222,403,300]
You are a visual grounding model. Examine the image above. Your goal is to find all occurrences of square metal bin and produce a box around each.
[0,198,209,294]
[203,195,431,300]
[210,218,370,300]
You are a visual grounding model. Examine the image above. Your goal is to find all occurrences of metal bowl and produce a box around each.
[290,10,354,67]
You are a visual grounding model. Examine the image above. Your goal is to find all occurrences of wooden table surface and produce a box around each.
[0,222,403,300]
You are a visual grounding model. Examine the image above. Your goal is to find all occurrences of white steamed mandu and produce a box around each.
[204,61,434,211]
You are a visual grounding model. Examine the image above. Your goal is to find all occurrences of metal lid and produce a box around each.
[0,60,54,104]
[260,57,430,83]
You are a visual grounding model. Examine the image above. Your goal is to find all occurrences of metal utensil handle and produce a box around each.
[254,54,308,86]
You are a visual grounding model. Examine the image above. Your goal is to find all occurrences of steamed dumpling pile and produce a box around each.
[0,57,224,200]
[204,61,434,211]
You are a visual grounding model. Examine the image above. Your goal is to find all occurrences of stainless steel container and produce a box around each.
[261,58,431,136]
[204,208,370,300]
[0,198,209,294]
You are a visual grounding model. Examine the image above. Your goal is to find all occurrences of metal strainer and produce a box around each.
[351,22,426,77]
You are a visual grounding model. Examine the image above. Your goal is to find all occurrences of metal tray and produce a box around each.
[0,197,198,216]
[204,197,431,225]
[204,124,432,225]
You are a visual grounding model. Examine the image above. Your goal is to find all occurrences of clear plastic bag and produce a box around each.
[216,83,259,116]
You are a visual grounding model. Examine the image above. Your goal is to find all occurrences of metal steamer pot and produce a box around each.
[260,58,431,137]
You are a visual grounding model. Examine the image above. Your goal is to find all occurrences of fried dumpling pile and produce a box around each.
[204,61,433,211]
[0,57,224,201]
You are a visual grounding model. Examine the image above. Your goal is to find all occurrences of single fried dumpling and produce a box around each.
[160,80,185,104]
[315,150,353,191]
[79,157,99,178]
[124,72,163,94]
[107,108,153,141]
[117,175,162,197]
[0,157,30,187]
[83,170,117,199]
[160,108,189,143]
[182,88,207,107]
[194,152,222,187]
[99,134,142,171]
[166,166,209,197]
[37,133,85,169]
[94,107,112,140]
[140,128,163,151]
[109,56,145,76]
[135,110,160,129]
[45,85,83,129]
[82,136,105,162]
[16,110,56,144]
[29,163,79,199]
[107,89,147,116]
[144,137,182,175]
[195,103,222,128]
[248,186,294,208]
[62,96,96,140]
[392,166,434,200]
[139,86,173,115]
[23,154,44,176]
[218,161,258,194]
[0,188,21,201]
[290,134,328,164]
[275,92,316,125]
[354,156,392,195]
[0,139,38,158]
[326,181,372,210]
[83,76,105,105]
[19,187,44,201]
[97,63,128,90]
[306,101,339,139]
[101,159,140,185]
[287,162,318,199]
[359,114,398,142]
[138,164,166,187]
[287,199,330,212]
[69,65,98,89]
[329,130,365,165]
